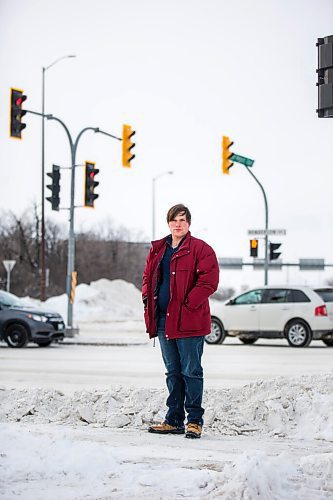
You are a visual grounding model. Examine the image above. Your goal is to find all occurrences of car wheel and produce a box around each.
[322,338,333,346]
[205,317,226,344]
[36,340,53,347]
[285,320,312,347]
[238,335,257,345]
[4,324,29,348]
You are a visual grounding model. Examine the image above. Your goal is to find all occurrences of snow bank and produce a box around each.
[22,278,143,323]
[1,373,333,499]
[1,372,332,441]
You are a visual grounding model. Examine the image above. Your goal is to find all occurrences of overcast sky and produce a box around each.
[1,0,333,290]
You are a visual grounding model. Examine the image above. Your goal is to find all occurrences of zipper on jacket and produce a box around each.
[152,253,164,335]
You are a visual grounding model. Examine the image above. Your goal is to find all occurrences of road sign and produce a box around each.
[252,259,283,270]
[248,229,287,236]
[3,260,16,272]
[230,153,254,167]
[299,259,325,270]
[3,260,16,293]
[218,258,243,269]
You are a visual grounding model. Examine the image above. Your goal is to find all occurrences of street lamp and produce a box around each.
[40,54,76,301]
[152,171,173,240]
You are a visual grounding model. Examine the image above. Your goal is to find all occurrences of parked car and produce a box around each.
[206,285,333,347]
[0,290,65,348]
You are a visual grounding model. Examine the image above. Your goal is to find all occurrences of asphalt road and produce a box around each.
[0,334,332,393]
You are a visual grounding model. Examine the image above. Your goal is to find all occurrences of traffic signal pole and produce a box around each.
[221,136,268,283]
[46,119,99,329]
[26,109,121,330]
[242,166,269,285]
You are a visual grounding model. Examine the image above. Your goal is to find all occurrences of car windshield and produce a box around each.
[0,291,24,307]
[315,289,333,303]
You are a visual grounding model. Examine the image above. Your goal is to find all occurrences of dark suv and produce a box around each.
[0,290,65,348]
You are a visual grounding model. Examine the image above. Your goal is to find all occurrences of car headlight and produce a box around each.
[28,314,48,322]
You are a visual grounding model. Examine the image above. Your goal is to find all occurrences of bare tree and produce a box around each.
[0,207,149,298]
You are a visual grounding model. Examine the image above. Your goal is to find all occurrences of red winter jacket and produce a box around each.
[142,231,219,339]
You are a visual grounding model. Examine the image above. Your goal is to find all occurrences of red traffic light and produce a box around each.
[10,88,27,139]
[84,161,99,208]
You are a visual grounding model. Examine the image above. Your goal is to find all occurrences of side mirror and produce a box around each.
[226,298,235,305]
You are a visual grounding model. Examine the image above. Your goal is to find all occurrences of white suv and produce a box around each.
[207,285,333,347]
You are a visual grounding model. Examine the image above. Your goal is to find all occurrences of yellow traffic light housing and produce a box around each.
[122,124,136,168]
[222,135,234,174]
[250,239,258,257]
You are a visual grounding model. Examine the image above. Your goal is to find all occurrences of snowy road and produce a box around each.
[0,333,332,393]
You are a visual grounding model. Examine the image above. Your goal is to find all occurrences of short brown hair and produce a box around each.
[166,204,191,224]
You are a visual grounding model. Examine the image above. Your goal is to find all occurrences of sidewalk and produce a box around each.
[61,320,149,346]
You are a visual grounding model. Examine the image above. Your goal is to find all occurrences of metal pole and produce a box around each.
[243,166,269,285]
[67,127,102,328]
[40,55,76,302]
[6,270,10,293]
[40,67,46,300]
[43,114,75,328]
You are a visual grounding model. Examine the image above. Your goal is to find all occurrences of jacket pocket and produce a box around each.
[179,304,203,332]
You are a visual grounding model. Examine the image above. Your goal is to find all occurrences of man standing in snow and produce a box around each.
[142,204,219,439]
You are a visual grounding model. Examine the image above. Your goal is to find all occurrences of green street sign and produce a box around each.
[230,153,254,167]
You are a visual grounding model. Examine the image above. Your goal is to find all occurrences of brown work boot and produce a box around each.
[185,423,202,439]
[148,422,185,434]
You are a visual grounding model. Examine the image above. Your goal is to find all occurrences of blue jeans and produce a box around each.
[157,316,205,427]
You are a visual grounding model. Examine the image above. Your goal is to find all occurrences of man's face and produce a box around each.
[168,212,190,240]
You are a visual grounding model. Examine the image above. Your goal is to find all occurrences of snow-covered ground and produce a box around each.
[1,373,333,499]
[1,279,332,499]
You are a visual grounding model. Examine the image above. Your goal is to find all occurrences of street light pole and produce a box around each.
[152,171,173,240]
[41,54,76,301]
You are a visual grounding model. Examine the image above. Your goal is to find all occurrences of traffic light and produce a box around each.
[46,165,60,211]
[222,135,234,174]
[122,124,136,168]
[250,239,258,257]
[10,88,27,139]
[269,242,281,261]
[84,161,99,207]
[316,36,333,118]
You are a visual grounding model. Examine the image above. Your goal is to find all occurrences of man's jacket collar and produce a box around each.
[151,231,191,253]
